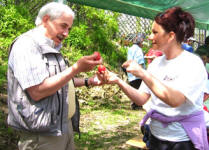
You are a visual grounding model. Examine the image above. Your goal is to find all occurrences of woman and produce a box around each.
[99,7,208,150]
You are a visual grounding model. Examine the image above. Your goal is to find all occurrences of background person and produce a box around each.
[144,46,163,65]
[127,33,146,110]
[181,37,195,53]
[99,7,208,150]
[7,2,103,150]
[196,35,209,66]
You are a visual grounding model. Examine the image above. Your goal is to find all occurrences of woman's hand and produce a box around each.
[122,60,144,78]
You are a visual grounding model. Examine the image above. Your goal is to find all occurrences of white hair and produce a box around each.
[35,2,75,26]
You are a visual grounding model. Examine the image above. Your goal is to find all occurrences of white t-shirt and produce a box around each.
[139,50,207,142]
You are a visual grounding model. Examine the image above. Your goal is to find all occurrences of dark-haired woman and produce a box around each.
[99,7,208,150]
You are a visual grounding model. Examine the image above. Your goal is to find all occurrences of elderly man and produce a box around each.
[7,2,102,150]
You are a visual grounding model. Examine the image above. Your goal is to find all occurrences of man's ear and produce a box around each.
[42,15,50,23]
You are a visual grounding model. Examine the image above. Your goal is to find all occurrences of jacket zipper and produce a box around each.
[54,54,64,133]
[55,66,61,115]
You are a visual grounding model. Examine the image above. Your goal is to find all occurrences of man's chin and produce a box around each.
[54,41,61,47]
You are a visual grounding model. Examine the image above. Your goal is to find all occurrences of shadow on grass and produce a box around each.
[76,96,145,150]
[74,121,142,150]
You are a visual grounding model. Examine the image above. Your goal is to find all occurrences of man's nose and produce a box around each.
[63,29,69,37]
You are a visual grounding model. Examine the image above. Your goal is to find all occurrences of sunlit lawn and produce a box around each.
[74,85,146,150]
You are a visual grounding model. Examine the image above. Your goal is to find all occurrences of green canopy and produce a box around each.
[67,0,209,30]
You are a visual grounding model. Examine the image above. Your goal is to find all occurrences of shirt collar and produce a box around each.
[34,26,62,51]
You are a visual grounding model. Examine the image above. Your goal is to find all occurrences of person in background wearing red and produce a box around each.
[144,45,163,65]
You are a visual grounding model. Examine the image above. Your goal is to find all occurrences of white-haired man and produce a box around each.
[7,2,103,150]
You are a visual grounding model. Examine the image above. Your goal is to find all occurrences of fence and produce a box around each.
[117,13,209,50]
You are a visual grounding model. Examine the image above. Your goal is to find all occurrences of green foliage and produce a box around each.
[62,5,127,68]
[63,24,90,49]
[0,4,34,47]
[0,65,7,87]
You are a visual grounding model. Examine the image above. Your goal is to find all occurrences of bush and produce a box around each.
[62,5,127,68]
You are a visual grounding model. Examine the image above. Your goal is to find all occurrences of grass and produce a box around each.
[74,84,146,150]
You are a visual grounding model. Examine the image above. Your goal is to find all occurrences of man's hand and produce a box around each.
[88,75,103,86]
[72,52,103,74]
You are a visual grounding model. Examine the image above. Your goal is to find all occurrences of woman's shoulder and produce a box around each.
[182,51,206,73]
[183,50,202,63]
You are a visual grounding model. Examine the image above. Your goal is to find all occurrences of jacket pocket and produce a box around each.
[17,95,59,132]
